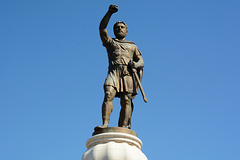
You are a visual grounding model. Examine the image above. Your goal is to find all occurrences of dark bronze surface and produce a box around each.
[95,4,146,130]
[93,127,138,137]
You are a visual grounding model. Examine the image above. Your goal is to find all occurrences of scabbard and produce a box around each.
[132,69,147,103]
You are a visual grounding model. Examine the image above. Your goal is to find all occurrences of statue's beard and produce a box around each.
[114,32,127,39]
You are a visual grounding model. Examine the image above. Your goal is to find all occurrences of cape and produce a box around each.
[112,38,136,44]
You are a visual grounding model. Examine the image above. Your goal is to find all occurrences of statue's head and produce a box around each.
[113,21,128,40]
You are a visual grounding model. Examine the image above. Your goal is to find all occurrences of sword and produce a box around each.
[132,68,148,103]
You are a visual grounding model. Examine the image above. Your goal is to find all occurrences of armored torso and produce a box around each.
[106,39,138,66]
[103,38,142,96]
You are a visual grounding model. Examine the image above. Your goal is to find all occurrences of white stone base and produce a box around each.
[81,131,148,160]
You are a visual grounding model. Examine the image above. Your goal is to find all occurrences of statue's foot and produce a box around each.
[119,125,128,129]
[94,124,108,131]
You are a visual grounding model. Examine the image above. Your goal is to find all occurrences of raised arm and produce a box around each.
[99,5,118,43]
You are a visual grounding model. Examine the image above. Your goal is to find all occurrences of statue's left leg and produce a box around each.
[127,100,134,129]
[118,93,132,128]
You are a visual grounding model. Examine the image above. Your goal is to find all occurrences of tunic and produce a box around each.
[103,37,143,97]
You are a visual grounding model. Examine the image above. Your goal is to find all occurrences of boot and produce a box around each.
[94,117,109,130]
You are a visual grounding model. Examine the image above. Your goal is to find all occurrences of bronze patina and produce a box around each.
[93,127,138,137]
[95,5,146,130]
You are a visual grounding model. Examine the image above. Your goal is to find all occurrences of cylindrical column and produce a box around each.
[81,127,148,160]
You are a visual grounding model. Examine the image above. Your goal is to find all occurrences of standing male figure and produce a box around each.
[95,5,144,129]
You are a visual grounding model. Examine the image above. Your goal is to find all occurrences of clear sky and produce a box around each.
[0,0,240,160]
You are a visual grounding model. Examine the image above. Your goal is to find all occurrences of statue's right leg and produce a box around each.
[95,85,116,130]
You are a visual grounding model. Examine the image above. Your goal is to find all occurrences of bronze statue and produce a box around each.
[95,5,146,130]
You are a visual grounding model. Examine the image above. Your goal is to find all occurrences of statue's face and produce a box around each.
[114,23,128,39]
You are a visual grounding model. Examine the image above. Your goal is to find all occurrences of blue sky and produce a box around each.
[0,0,240,160]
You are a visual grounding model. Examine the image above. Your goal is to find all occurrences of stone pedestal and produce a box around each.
[81,127,148,160]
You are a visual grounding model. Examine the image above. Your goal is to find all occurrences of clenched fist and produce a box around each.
[108,4,118,13]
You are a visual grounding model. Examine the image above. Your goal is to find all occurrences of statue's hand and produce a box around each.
[129,61,137,69]
[109,4,118,13]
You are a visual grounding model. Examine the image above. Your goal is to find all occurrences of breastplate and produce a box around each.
[108,41,133,65]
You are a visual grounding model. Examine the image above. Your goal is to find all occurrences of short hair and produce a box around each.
[113,21,128,32]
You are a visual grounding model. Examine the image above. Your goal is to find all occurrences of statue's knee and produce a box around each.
[104,86,116,101]
[120,96,131,107]
[104,91,114,101]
